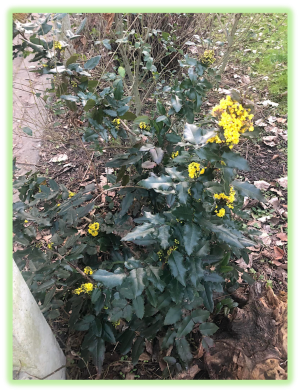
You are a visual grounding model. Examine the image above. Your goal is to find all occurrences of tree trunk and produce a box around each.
[204,282,287,380]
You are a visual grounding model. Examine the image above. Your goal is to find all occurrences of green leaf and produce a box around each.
[202,282,214,312]
[92,269,126,288]
[114,79,123,100]
[157,100,166,115]
[76,17,87,34]
[103,109,117,117]
[191,308,210,323]
[231,180,265,202]
[118,66,125,77]
[165,133,181,143]
[221,151,250,171]
[175,337,192,367]
[66,54,79,67]
[122,223,155,242]
[60,94,79,102]
[199,322,219,336]
[183,223,201,256]
[165,167,185,181]
[119,329,136,355]
[129,268,145,298]
[138,174,174,195]
[171,95,182,112]
[91,288,102,304]
[89,337,105,372]
[172,206,193,221]
[133,115,150,125]
[162,329,176,349]
[119,192,134,218]
[176,316,194,338]
[183,123,215,145]
[102,323,116,344]
[36,279,56,293]
[74,314,95,331]
[242,272,255,285]
[146,265,165,292]
[102,38,111,50]
[158,225,170,249]
[84,55,101,70]
[168,251,187,286]
[164,306,182,325]
[119,111,136,121]
[131,337,144,366]
[22,127,32,136]
[175,181,189,204]
[133,296,145,319]
[83,99,96,111]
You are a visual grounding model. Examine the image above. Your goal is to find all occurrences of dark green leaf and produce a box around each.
[84,55,101,70]
[199,322,219,336]
[133,296,145,319]
[168,251,187,286]
[22,127,32,136]
[89,337,105,372]
[164,306,182,325]
[231,180,265,202]
[175,337,192,367]
[131,337,144,366]
[183,223,201,256]
[221,151,250,171]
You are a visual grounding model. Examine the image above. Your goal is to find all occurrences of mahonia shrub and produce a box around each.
[13,14,264,376]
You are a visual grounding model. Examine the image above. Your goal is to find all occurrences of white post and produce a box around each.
[13,261,66,380]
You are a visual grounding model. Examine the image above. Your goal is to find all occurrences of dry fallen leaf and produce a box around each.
[271,155,280,161]
[254,180,270,190]
[274,246,284,260]
[255,118,267,127]
[49,154,68,163]
[263,135,278,147]
[270,187,283,196]
[194,341,204,359]
[276,232,288,242]
[269,197,280,210]
[277,118,287,124]
[260,232,271,246]
[276,177,287,188]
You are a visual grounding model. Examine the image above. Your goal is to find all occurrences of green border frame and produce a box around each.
[2,2,298,391]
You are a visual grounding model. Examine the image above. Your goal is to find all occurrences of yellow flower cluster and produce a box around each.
[84,266,93,275]
[71,80,77,87]
[188,188,192,196]
[157,250,164,261]
[171,151,179,159]
[215,207,225,218]
[57,203,60,207]
[47,242,53,249]
[54,41,62,50]
[188,162,205,179]
[88,222,99,237]
[112,118,121,130]
[200,50,216,66]
[207,135,223,144]
[42,64,48,68]
[176,218,183,223]
[167,246,177,256]
[208,96,254,149]
[24,220,28,223]
[139,122,151,131]
[214,186,235,209]
[74,283,94,295]
[112,320,121,327]
[68,191,76,198]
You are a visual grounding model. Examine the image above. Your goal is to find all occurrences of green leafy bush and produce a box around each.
[13,14,263,376]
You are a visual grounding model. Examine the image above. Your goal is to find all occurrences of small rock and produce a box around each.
[49,154,68,163]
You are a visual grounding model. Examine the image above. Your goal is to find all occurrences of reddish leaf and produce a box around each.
[274,246,284,260]
[276,232,288,242]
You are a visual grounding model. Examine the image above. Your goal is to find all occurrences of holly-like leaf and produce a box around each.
[183,223,201,256]
[164,306,182,325]
[158,225,170,249]
[199,322,219,336]
[168,251,187,286]
[183,123,216,145]
[92,269,126,288]
[84,55,101,70]
[175,337,193,368]
[131,337,144,366]
[231,180,265,202]
[133,296,144,319]
[171,95,182,112]
[221,151,250,171]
